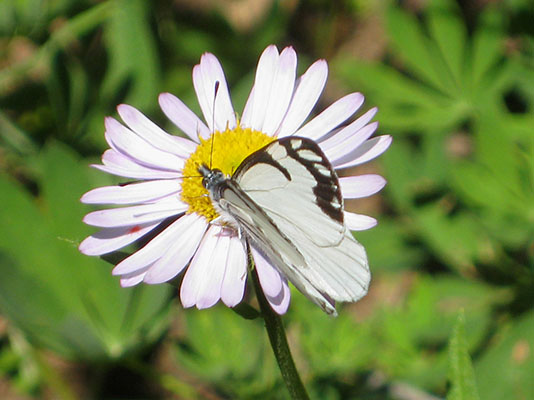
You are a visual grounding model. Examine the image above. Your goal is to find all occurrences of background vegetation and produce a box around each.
[1,0,532,398]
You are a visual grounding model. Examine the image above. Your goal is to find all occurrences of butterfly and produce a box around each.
[198,136,370,316]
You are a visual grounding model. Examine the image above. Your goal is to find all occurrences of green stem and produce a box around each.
[251,267,310,400]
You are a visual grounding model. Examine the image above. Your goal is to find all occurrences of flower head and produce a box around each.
[79,45,391,314]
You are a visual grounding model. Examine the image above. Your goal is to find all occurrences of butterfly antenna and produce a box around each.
[209,81,220,169]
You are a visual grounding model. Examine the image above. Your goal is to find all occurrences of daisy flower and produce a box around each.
[79,45,391,314]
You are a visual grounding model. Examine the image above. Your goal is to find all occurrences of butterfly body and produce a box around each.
[199,137,370,315]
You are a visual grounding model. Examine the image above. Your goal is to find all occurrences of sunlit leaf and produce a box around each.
[447,311,480,400]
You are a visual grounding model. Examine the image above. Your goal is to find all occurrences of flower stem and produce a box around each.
[251,267,310,400]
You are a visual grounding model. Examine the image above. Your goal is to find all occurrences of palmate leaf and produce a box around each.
[386,1,460,96]
[447,311,480,400]
[0,142,172,361]
[334,0,513,133]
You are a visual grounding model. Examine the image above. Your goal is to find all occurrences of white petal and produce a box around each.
[252,247,282,298]
[344,211,377,231]
[143,215,207,284]
[323,122,378,162]
[318,107,378,152]
[261,47,297,135]
[180,225,229,309]
[339,175,386,199]
[79,222,160,256]
[247,45,279,131]
[332,135,393,169]
[220,237,247,307]
[112,214,196,275]
[276,59,328,137]
[81,180,181,205]
[158,92,210,141]
[84,200,186,228]
[240,86,254,127]
[95,150,181,180]
[193,53,236,132]
[105,118,185,171]
[293,93,364,141]
[117,104,195,157]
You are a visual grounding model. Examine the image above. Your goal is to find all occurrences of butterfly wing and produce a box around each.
[233,137,370,315]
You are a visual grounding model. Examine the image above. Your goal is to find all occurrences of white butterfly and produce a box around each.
[199,136,370,316]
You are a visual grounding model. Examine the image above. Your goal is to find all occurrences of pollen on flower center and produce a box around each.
[181,123,273,221]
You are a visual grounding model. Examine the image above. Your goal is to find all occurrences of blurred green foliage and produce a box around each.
[0,0,532,399]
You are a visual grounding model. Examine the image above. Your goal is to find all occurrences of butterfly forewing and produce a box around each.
[234,137,345,247]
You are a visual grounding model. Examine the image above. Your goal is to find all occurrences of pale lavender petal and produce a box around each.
[113,214,194,275]
[95,150,181,180]
[117,104,196,157]
[246,45,279,131]
[120,267,151,287]
[220,237,247,307]
[143,215,207,284]
[276,59,328,137]
[121,274,146,287]
[105,118,185,171]
[180,225,229,309]
[339,175,386,199]
[251,247,291,313]
[251,247,282,297]
[81,180,181,205]
[344,211,377,231]
[159,92,210,141]
[267,277,290,315]
[79,222,160,256]
[318,107,378,152]
[293,93,364,141]
[84,200,186,228]
[261,47,297,135]
[332,135,393,169]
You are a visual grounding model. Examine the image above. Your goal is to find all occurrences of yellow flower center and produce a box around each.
[181,123,273,221]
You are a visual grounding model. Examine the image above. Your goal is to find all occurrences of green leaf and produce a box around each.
[447,311,480,400]
[333,60,466,132]
[386,4,455,96]
[356,218,425,272]
[101,0,159,109]
[427,0,467,91]
[415,205,484,273]
[475,312,534,400]
[175,306,279,398]
[371,276,500,389]
[292,292,376,376]
[0,142,172,361]
[470,9,504,89]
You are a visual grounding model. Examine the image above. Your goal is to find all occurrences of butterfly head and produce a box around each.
[198,163,225,192]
